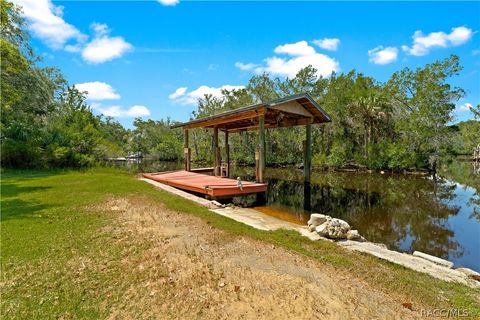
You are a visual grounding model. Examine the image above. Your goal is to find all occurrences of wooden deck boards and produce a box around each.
[142,170,267,198]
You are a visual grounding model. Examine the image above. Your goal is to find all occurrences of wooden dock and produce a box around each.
[142,171,267,198]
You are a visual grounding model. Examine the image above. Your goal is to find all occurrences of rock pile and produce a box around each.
[307,213,366,242]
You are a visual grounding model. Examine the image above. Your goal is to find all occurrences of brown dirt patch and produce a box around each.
[98,196,420,319]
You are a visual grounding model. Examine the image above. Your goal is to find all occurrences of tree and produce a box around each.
[129,118,183,161]
[386,55,465,171]
[1,0,126,167]
[42,87,105,167]
[470,104,480,120]
[1,1,66,167]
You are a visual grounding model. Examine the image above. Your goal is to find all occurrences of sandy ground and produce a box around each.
[100,197,420,320]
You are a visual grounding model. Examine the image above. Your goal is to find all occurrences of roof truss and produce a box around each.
[172,93,331,132]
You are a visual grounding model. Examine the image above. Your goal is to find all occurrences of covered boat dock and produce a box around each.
[143,93,331,199]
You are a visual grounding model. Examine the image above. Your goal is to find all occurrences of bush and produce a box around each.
[386,143,417,170]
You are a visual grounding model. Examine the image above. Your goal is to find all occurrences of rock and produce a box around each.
[456,268,480,282]
[307,213,330,227]
[346,229,366,242]
[308,224,316,232]
[315,218,351,239]
[413,251,454,269]
[315,223,329,237]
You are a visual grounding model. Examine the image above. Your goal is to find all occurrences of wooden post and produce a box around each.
[304,119,312,183]
[225,130,230,177]
[184,129,191,171]
[258,114,265,183]
[213,126,220,176]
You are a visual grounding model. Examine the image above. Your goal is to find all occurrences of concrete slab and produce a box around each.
[211,207,321,241]
[339,241,479,288]
[413,251,454,268]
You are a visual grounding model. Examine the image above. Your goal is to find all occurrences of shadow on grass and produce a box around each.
[1,198,52,221]
[1,184,51,198]
[1,169,65,181]
[1,181,53,221]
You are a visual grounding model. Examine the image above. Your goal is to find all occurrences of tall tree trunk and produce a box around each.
[364,121,368,160]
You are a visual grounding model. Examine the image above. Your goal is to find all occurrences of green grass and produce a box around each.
[1,168,479,319]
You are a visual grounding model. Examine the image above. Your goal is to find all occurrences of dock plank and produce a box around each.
[142,170,267,198]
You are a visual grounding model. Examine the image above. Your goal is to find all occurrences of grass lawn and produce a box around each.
[1,168,479,318]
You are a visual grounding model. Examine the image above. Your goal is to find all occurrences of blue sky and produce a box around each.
[14,0,480,128]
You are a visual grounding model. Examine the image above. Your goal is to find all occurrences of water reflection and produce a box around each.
[230,165,480,272]
[304,182,311,212]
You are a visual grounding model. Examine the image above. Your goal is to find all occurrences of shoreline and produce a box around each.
[141,177,480,288]
[130,158,476,176]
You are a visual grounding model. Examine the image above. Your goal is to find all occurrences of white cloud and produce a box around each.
[312,38,340,51]
[12,0,83,48]
[235,62,258,71]
[274,41,316,56]
[257,54,339,78]
[96,105,151,118]
[13,1,132,64]
[169,87,188,99]
[90,22,109,36]
[402,26,473,56]
[157,0,179,6]
[238,41,339,78]
[81,23,132,64]
[169,85,245,105]
[368,46,398,65]
[447,26,473,45]
[456,103,473,112]
[83,84,149,118]
[75,82,120,100]
[64,44,82,53]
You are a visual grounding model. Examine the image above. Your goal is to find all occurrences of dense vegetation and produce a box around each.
[0,1,129,167]
[1,0,478,171]
[186,64,479,171]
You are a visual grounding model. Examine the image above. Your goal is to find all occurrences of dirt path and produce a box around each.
[101,197,419,319]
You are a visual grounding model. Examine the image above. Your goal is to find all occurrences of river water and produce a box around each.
[117,160,480,272]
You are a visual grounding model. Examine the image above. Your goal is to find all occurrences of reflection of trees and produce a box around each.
[469,193,480,222]
[471,208,480,222]
[231,167,467,261]
[440,162,480,223]
[440,161,480,191]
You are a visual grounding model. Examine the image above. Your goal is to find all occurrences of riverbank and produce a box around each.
[137,158,434,175]
[2,168,479,319]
